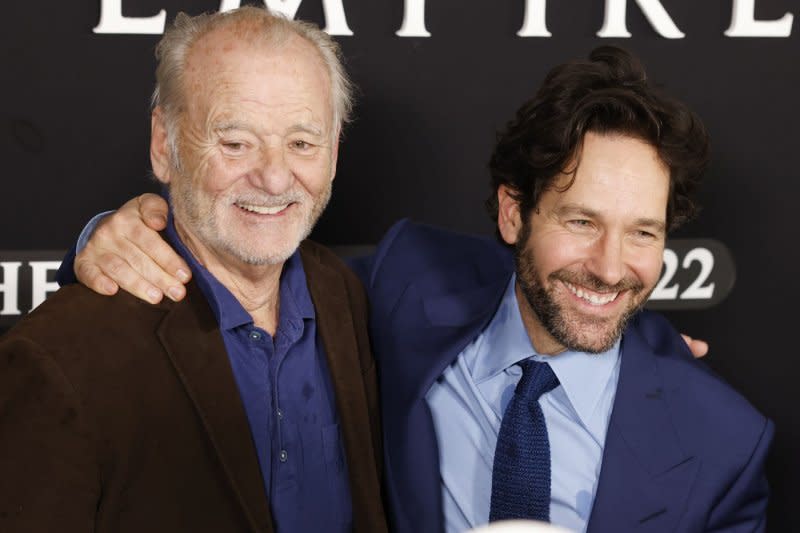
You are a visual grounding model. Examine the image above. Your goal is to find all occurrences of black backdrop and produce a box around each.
[3,1,798,529]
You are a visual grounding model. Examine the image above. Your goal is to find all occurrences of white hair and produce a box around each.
[151,6,354,168]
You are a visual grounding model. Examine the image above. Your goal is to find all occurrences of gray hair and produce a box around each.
[152,6,354,167]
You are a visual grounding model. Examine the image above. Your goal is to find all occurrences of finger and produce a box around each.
[137,193,170,231]
[94,204,191,287]
[95,231,184,302]
[119,237,188,302]
[74,259,119,296]
[689,339,709,358]
[124,222,191,288]
[96,252,165,305]
[681,334,709,358]
[80,206,189,303]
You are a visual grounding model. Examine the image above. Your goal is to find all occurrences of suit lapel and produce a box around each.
[300,244,385,532]
[587,317,698,532]
[157,283,272,533]
[383,270,511,533]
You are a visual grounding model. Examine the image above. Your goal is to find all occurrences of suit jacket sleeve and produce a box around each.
[706,417,774,532]
[0,335,100,531]
[56,245,79,286]
[57,211,114,287]
[346,219,411,290]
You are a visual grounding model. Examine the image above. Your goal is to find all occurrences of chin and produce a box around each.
[554,304,642,353]
[225,239,301,266]
[559,329,620,354]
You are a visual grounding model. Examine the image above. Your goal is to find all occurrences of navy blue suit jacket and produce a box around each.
[352,220,773,533]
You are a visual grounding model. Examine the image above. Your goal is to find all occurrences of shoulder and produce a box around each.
[366,219,513,290]
[299,239,368,312]
[631,311,771,461]
[378,219,509,267]
[300,239,357,278]
[1,285,175,407]
[7,285,168,346]
[3,285,171,372]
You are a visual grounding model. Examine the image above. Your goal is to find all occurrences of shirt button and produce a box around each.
[279,450,288,462]
[277,408,283,419]
[249,330,262,341]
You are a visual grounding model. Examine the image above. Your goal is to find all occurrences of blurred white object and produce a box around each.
[467,520,574,533]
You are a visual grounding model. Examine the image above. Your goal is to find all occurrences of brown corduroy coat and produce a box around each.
[0,240,387,533]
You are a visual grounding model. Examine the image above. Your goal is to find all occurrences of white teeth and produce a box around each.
[237,203,289,215]
[564,281,618,306]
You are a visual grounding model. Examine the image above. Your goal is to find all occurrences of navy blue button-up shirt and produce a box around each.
[166,216,352,532]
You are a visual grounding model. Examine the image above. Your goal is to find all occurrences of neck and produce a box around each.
[176,220,283,335]
[514,281,565,356]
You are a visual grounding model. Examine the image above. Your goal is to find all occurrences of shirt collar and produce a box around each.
[472,274,620,427]
[471,275,535,383]
[164,207,314,331]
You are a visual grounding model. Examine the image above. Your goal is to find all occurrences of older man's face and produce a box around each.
[157,28,337,266]
[499,132,669,354]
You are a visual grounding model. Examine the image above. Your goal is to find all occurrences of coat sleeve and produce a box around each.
[0,335,100,532]
[56,245,79,286]
[705,417,774,532]
[345,219,411,291]
[56,211,114,286]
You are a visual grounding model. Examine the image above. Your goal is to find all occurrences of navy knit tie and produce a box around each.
[490,359,560,522]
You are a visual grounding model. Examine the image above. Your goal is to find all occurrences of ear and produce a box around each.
[329,127,340,182]
[150,107,172,185]
[497,184,523,246]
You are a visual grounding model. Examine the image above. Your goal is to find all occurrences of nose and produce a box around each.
[585,233,626,287]
[251,143,293,195]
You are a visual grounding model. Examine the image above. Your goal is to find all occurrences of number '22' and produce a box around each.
[650,248,716,300]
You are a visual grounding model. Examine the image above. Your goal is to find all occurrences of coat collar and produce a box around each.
[382,260,512,533]
[157,281,273,533]
[410,252,515,404]
[156,241,387,533]
[299,241,388,533]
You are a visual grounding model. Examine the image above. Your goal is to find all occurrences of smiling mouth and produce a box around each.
[562,280,620,306]
[235,202,292,215]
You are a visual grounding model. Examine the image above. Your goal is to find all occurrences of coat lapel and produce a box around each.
[381,267,511,533]
[300,244,386,533]
[587,316,698,532]
[157,282,273,533]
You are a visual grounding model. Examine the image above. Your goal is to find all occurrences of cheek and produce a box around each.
[179,126,236,192]
[290,155,334,195]
[631,250,665,287]
[530,231,591,273]
[195,152,249,195]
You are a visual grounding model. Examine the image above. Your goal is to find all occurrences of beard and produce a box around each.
[514,224,652,354]
[170,173,332,267]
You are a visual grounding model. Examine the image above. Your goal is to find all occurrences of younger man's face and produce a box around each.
[499,132,669,355]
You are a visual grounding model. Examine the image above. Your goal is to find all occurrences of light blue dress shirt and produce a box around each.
[425,275,621,533]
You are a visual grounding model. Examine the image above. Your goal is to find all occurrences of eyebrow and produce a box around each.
[556,204,667,233]
[213,121,251,134]
[286,124,324,137]
[213,121,324,138]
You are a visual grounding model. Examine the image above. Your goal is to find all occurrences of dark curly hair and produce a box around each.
[487,46,709,242]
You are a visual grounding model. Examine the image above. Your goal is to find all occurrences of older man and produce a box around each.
[0,7,386,533]
[60,49,766,532]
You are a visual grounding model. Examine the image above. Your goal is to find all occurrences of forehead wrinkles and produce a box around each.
[181,51,333,146]
[184,28,332,93]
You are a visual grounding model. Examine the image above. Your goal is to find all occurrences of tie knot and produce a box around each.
[515,359,559,401]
